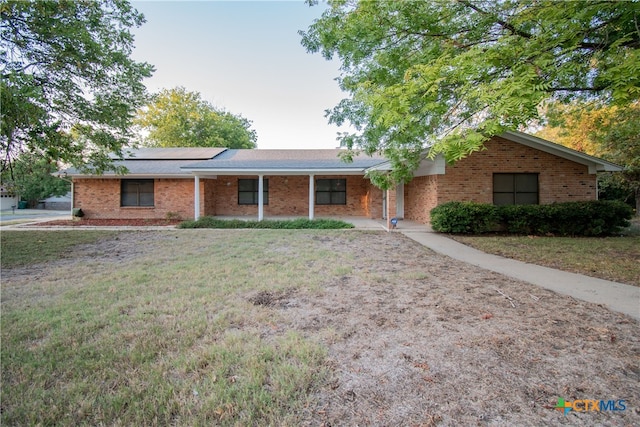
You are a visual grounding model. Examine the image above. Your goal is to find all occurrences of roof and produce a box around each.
[181,149,388,175]
[114,147,226,160]
[63,147,227,178]
[60,132,622,178]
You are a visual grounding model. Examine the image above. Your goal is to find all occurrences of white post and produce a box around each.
[194,175,201,220]
[70,180,74,217]
[258,174,264,221]
[308,174,315,220]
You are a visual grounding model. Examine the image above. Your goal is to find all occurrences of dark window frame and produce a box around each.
[493,173,539,205]
[316,178,347,205]
[238,178,269,205]
[121,179,155,207]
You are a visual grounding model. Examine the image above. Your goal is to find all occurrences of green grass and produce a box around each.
[1,230,334,426]
[1,230,118,268]
[451,234,640,286]
[178,217,354,229]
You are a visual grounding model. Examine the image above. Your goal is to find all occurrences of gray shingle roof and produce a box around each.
[182,149,387,172]
[62,148,387,177]
[113,147,226,160]
[63,147,227,177]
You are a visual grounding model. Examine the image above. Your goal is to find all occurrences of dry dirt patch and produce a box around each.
[248,232,640,425]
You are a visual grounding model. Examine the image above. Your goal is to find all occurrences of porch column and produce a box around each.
[194,175,201,220]
[308,174,315,220]
[258,174,264,221]
[386,186,397,231]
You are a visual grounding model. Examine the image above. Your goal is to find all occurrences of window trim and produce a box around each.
[120,179,155,207]
[238,178,269,205]
[493,173,539,205]
[315,178,347,205]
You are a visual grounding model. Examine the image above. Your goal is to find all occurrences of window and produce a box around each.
[316,178,346,205]
[238,179,269,205]
[121,179,154,207]
[493,173,539,205]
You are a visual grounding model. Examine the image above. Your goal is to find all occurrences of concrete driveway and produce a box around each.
[0,209,71,224]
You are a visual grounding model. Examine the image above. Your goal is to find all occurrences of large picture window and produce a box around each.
[316,178,346,205]
[121,179,154,207]
[493,173,539,205]
[238,179,269,205]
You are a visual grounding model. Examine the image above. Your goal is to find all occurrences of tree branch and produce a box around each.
[548,86,607,92]
[457,0,532,39]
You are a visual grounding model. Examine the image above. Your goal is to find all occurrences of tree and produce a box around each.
[1,0,154,178]
[135,87,257,149]
[300,0,640,188]
[0,152,70,206]
[537,101,640,215]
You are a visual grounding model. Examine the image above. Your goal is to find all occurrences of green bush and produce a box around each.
[430,200,632,236]
[178,217,355,229]
[430,202,499,234]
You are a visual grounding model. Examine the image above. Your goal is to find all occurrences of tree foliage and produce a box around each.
[301,0,640,188]
[135,87,257,149]
[0,152,70,206]
[1,0,154,177]
[537,101,640,214]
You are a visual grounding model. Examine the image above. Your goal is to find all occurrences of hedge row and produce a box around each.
[178,217,355,229]
[430,200,633,236]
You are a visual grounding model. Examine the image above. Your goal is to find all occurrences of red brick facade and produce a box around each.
[74,175,383,220]
[74,178,197,220]
[404,175,439,224]
[404,137,597,223]
[73,137,598,223]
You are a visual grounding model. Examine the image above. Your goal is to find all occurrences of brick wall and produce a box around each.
[365,181,383,219]
[73,178,195,220]
[210,175,377,217]
[404,175,439,224]
[403,136,597,224]
[74,175,382,220]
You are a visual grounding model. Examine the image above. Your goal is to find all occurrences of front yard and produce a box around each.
[451,234,640,286]
[1,230,639,425]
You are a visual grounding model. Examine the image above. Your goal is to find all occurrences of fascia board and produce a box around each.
[184,168,368,176]
[69,174,196,179]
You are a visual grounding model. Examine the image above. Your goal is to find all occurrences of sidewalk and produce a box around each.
[401,230,640,321]
[0,209,70,223]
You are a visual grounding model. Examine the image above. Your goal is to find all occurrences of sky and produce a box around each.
[130,0,350,149]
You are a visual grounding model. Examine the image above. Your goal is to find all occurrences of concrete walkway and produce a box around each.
[401,229,640,321]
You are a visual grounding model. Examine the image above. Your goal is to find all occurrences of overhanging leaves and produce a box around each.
[301,0,640,187]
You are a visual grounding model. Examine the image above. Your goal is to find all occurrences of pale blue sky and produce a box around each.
[130,0,349,149]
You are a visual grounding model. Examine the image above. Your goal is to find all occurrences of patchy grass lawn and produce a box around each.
[2,230,639,425]
[451,235,640,286]
[1,230,118,267]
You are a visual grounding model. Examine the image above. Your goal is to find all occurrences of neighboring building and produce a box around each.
[42,192,72,210]
[61,132,622,225]
[0,186,19,211]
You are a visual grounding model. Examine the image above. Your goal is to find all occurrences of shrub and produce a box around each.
[430,200,632,236]
[430,202,499,234]
[178,217,354,229]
